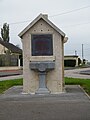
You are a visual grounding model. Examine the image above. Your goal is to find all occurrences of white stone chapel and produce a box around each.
[19,14,68,94]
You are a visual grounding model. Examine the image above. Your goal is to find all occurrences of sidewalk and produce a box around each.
[0,85,90,120]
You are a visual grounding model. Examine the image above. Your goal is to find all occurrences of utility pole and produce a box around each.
[75,50,77,56]
[82,44,84,63]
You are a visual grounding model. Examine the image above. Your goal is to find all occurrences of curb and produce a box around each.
[79,85,90,100]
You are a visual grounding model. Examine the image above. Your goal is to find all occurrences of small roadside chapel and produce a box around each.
[19,14,68,94]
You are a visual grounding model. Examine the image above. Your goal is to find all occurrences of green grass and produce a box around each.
[0,79,23,94]
[65,77,90,95]
[0,78,90,96]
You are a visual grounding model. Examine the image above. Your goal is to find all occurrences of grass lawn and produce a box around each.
[0,79,23,94]
[0,78,90,95]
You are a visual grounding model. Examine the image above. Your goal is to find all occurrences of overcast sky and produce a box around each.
[0,0,90,61]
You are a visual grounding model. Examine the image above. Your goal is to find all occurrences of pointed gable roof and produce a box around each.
[0,37,22,54]
[18,14,65,38]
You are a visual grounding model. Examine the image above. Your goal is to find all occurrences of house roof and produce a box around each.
[0,37,22,54]
[64,55,78,58]
[18,13,65,38]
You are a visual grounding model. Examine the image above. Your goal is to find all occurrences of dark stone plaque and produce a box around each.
[31,34,53,56]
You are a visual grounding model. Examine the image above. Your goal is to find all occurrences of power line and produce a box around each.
[49,5,90,17]
[0,5,90,27]
[9,21,90,32]
[0,19,32,27]
[9,20,32,25]
[61,22,90,28]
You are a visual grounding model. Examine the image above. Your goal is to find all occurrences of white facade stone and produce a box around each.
[19,14,67,94]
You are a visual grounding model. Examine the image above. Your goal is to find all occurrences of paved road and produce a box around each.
[0,75,23,81]
[0,67,90,81]
[0,85,90,120]
[65,67,90,79]
[0,69,23,81]
[0,69,22,77]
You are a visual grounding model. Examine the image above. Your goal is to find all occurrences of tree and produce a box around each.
[1,23,9,42]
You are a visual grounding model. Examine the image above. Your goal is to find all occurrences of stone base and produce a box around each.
[35,88,50,94]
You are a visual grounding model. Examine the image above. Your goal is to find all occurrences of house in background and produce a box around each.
[0,37,22,70]
[64,55,81,67]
